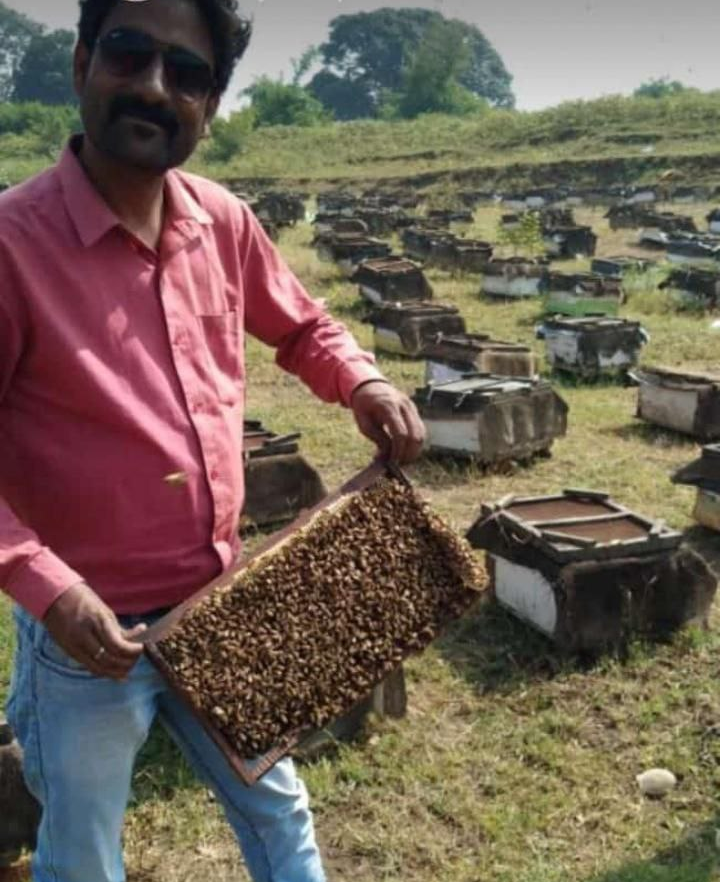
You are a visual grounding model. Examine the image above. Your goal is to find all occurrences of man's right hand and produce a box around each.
[43,582,146,680]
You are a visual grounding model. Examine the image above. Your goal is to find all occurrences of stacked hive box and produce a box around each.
[467,490,717,652]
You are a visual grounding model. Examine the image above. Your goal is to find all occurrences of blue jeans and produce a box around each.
[5,606,326,882]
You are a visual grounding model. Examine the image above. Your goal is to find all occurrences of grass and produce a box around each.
[3,194,720,881]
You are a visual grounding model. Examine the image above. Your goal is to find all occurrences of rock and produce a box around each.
[636,768,677,798]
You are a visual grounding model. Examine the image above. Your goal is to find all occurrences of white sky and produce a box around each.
[8,0,720,112]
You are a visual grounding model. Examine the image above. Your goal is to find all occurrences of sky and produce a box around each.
[8,0,720,112]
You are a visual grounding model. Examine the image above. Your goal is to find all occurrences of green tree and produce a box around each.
[206,108,256,162]
[308,8,514,119]
[389,20,488,119]
[634,77,694,99]
[0,1,43,100]
[496,212,545,258]
[12,29,76,105]
[245,77,329,128]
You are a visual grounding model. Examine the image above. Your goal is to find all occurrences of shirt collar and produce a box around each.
[58,137,213,250]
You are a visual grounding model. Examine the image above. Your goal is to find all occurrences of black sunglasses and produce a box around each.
[97,27,215,100]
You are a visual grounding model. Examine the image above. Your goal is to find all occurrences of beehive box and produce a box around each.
[401,226,454,262]
[413,375,568,464]
[666,235,720,267]
[142,465,486,784]
[428,237,493,273]
[659,267,720,308]
[241,420,327,530]
[351,256,433,304]
[543,225,597,259]
[541,272,622,317]
[673,444,720,532]
[481,258,548,299]
[591,256,653,278]
[466,490,717,651]
[539,316,648,379]
[313,231,392,274]
[633,366,720,441]
[422,332,536,383]
[365,302,466,357]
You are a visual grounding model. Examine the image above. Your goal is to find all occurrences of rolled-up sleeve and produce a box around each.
[237,203,387,406]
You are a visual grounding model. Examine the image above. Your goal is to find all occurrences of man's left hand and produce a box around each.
[351,381,426,465]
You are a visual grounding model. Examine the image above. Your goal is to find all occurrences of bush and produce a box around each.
[206,109,256,163]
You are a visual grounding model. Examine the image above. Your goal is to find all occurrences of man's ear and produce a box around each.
[202,93,220,138]
[73,40,91,97]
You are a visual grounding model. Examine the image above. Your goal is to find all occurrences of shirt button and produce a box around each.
[210,468,220,480]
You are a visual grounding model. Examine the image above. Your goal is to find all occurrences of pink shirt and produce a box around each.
[0,142,384,620]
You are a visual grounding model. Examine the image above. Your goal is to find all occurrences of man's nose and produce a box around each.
[132,52,171,102]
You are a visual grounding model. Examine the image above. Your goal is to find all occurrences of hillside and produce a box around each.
[191,92,720,191]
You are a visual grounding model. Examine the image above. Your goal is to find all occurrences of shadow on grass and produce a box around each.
[130,723,196,805]
[603,419,699,448]
[579,813,720,882]
[435,597,574,694]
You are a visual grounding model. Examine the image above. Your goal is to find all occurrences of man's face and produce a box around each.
[74,0,219,172]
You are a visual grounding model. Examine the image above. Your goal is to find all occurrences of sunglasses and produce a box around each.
[97,27,216,100]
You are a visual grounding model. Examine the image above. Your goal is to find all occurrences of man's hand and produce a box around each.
[43,582,146,680]
[351,380,426,464]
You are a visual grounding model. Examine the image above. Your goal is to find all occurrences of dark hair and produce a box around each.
[78,0,252,94]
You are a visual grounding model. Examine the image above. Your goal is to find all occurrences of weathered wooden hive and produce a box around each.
[538,316,648,379]
[541,271,622,317]
[428,237,493,273]
[141,465,486,784]
[422,333,536,383]
[242,420,327,530]
[365,302,465,357]
[666,235,720,266]
[355,207,401,237]
[481,257,548,299]
[313,231,392,274]
[427,208,474,226]
[312,214,369,236]
[673,444,720,532]
[707,208,720,235]
[0,718,41,869]
[401,226,454,262]
[316,191,358,215]
[591,256,653,278]
[659,267,720,308]
[466,490,717,652]
[544,225,598,259]
[606,205,697,234]
[633,366,720,441]
[351,255,433,304]
[253,192,305,227]
[413,375,568,464]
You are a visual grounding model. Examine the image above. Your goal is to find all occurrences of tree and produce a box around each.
[306,70,375,121]
[389,20,488,119]
[12,29,76,105]
[206,108,256,162]
[245,77,329,128]
[634,78,694,99]
[308,8,514,119]
[0,1,43,101]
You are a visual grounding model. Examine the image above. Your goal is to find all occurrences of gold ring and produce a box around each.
[94,646,106,661]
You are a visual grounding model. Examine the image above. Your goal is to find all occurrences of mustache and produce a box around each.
[109,96,179,137]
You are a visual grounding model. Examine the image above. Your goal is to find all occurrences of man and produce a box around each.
[0,1,425,880]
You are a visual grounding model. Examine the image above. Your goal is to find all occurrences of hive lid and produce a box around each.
[672,443,720,491]
[542,316,640,331]
[423,332,531,356]
[417,374,540,408]
[633,365,720,388]
[469,489,682,563]
[242,420,301,459]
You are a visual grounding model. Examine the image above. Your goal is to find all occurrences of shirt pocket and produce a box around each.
[196,310,243,405]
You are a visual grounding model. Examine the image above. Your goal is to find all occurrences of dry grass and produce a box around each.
[3,201,720,882]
